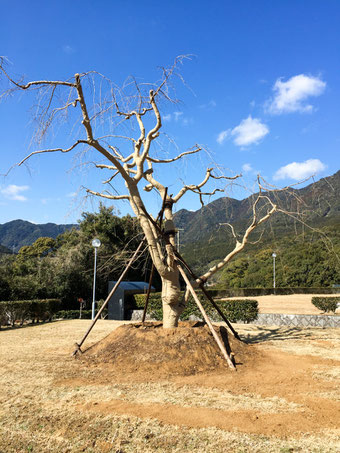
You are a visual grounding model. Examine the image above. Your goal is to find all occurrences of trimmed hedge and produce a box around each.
[221,299,259,323]
[134,292,258,324]
[311,296,339,313]
[55,300,107,320]
[0,299,61,328]
[211,287,340,297]
[55,310,92,319]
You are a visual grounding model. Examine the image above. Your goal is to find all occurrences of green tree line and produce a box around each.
[1,206,339,306]
[0,205,154,309]
[216,226,340,288]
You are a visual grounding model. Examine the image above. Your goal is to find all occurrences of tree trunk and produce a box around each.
[161,272,182,328]
[129,187,183,328]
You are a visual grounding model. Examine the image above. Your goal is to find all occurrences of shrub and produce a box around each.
[134,293,258,323]
[97,299,108,319]
[55,310,92,319]
[0,299,61,327]
[222,299,259,323]
[3,301,30,326]
[0,303,5,329]
[311,297,339,313]
[212,287,340,297]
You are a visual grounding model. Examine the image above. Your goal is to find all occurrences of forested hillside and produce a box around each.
[0,244,11,255]
[175,171,340,286]
[0,220,77,252]
[215,225,340,288]
[175,170,340,248]
[0,206,152,308]
[1,172,339,297]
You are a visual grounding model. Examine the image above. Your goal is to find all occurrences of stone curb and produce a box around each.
[130,310,340,328]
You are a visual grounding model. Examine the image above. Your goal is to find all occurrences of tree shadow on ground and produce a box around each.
[0,320,58,332]
[242,326,315,344]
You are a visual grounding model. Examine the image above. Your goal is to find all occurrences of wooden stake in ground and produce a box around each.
[142,188,168,324]
[142,264,155,323]
[72,240,145,356]
[175,252,242,341]
[198,285,243,342]
[177,264,236,370]
[140,204,242,341]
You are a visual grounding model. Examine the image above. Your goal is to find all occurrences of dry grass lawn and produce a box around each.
[0,319,339,452]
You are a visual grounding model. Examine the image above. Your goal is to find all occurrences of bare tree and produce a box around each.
[1,57,280,328]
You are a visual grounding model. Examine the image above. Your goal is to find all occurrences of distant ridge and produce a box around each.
[0,244,11,254]
[174,170,340,244]
[0,220,77,252]
[173,170,340,268]
[1,171,339,256]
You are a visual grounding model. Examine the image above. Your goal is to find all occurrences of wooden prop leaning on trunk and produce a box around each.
[73,191,239,370]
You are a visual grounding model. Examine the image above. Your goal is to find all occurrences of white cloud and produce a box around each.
[242,163,253,173]
[173,111,183,121]
[273,159,326,180]
[200,100,217,110]
[63,44,75,54]
[217,130,229,145]
[217,116,269,147]
[231,116,269,146]
[41,196,62,205]
[1,184,29,202]
[163,111,192,126]
[267,74,326,114]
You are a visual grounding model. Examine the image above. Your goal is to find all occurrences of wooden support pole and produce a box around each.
[178,254,242,341]
[142,264,155,323]
[139,204,242,341]
[72,240,145,356]
[177,264,236,370]
[198,285,243,342]
[142,188,168,324]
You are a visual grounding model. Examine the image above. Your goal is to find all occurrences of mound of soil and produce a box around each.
[82,321,259,377]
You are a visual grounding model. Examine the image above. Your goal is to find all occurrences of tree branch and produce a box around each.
[146,146,202,164]
[173,168,214,202]
[13,140,88,169]
[198,195,277,282]
[102,171,119,185]
[0,62,76,90]
[211,173,242,181]
[86,189,130,200]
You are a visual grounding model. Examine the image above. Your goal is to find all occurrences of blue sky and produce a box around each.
[1,0,340,225]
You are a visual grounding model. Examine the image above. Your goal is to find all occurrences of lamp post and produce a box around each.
[272,252,277,290]
[176,228,184,253]
[91,238,101,320]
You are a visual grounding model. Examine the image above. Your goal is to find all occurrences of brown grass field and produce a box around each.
[0,315,339,452]
[225,294,340,315]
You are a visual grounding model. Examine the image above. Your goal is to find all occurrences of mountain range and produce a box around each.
[0,220,76,253]
[0,170,339,263]
[174,170,340,269]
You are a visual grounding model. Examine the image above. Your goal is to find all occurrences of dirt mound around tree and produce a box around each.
[82,321,260,377]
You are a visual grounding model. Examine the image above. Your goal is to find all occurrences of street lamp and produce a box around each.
[176,228,184,253]
[272,252,277,290]
[91,238,101,320]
